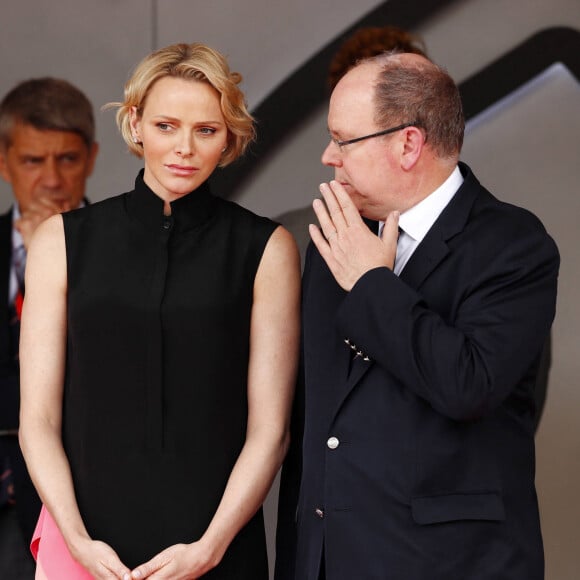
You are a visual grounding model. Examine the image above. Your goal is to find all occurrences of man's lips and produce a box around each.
[42,195,72,209]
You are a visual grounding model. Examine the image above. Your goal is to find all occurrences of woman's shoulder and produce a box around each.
[26,214,67,270]
[213,197,281,251]
[63,191,128,224]
[215,196,277,229]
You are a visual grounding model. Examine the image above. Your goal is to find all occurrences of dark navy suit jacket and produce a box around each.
[0,210,19,426]
[0,208,41,547]
[276,164,559,580]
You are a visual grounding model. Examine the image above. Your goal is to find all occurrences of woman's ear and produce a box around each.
[129,106,141,142]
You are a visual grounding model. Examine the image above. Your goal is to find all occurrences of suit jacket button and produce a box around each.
[315,508,324,518]
[327,436,339,449]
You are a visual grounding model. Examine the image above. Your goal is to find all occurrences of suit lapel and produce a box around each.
[400,163,480,289]
[345,354,373,392]
[327,345,373,422]
[398,235,449,288]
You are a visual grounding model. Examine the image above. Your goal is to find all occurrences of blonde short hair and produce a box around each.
[108,43,255,166]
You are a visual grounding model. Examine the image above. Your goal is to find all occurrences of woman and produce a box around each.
[19,43,300,579]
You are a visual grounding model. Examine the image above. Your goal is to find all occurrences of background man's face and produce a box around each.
[0,123,97,213]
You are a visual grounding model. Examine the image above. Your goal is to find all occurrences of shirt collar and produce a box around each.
[398,165,463,242]
[11,205,24,251]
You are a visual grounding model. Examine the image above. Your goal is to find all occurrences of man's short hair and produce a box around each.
[371,52,464,158]
[0,77,95,149]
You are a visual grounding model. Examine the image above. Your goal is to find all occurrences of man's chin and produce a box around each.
[346,191,365,214]
[355,203,384,222]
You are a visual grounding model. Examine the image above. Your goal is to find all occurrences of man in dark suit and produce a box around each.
[276,52,559,579]
[0,77,98,577]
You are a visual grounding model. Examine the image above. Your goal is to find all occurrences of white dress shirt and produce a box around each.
[9,206,25,305]
[380,166,464,276]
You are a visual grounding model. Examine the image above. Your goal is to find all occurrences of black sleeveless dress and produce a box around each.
[61,171,277,577]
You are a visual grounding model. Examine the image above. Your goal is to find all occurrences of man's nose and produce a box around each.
[321,140,341,167]
[41,158,63,187]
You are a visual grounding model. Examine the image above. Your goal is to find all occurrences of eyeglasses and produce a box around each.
[330,121,418,149]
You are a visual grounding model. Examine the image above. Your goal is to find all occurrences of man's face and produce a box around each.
[0,123,98,213]
[321,63,404,221]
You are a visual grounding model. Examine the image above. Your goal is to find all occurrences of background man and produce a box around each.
[0,77,98,578]
[277,53,558,579]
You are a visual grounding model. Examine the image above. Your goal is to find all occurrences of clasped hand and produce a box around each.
[128,541,217,579]
[309,181,399,291]
[78,538,216,579]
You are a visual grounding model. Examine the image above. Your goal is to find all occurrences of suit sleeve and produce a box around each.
[274,359,303,580]
[274,242,314,580]
[336,213,559,421]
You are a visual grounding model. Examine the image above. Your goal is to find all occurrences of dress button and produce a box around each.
[315,508,324,518]
[327,436,339,450]
[162,217,172,230]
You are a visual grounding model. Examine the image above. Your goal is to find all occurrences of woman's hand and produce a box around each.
[71,537,132,579]
[129,541,220,579]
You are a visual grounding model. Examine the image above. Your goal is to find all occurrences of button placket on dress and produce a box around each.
[144,214,174,451]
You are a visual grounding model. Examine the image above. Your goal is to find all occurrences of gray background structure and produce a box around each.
[1,1,579,578]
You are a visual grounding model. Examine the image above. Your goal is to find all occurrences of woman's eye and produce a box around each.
[199,127,216,135]
[157,123,172,131]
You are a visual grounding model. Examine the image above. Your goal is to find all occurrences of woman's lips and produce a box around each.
[166,164,198,175]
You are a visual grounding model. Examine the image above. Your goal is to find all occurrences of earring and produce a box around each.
[133,136,140,144]
[221,147,226,152]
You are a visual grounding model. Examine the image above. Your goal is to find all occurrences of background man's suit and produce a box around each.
[276,163,559,580]
[0,209,41,556]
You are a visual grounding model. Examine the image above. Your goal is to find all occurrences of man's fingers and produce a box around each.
[310,222,340,265]
[328,180,361,225]
[312,198,339,242]
[380,210,400,243]
[319,182,348,231]
[309,223,328,252]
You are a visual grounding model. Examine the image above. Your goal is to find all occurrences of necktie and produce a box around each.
[11,243,25,350]
[377,221,403,240]
[13,243,26,292]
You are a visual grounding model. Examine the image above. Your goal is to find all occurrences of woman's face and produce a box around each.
[130,76,228,202]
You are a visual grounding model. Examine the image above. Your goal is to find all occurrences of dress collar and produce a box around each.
[125,169,217,233]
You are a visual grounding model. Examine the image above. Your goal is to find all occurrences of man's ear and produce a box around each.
[0,148,12,184]
[85,142,99,178]
[400,126,424,171]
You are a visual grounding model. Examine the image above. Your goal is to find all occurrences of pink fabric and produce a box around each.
[31,505,93,579]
